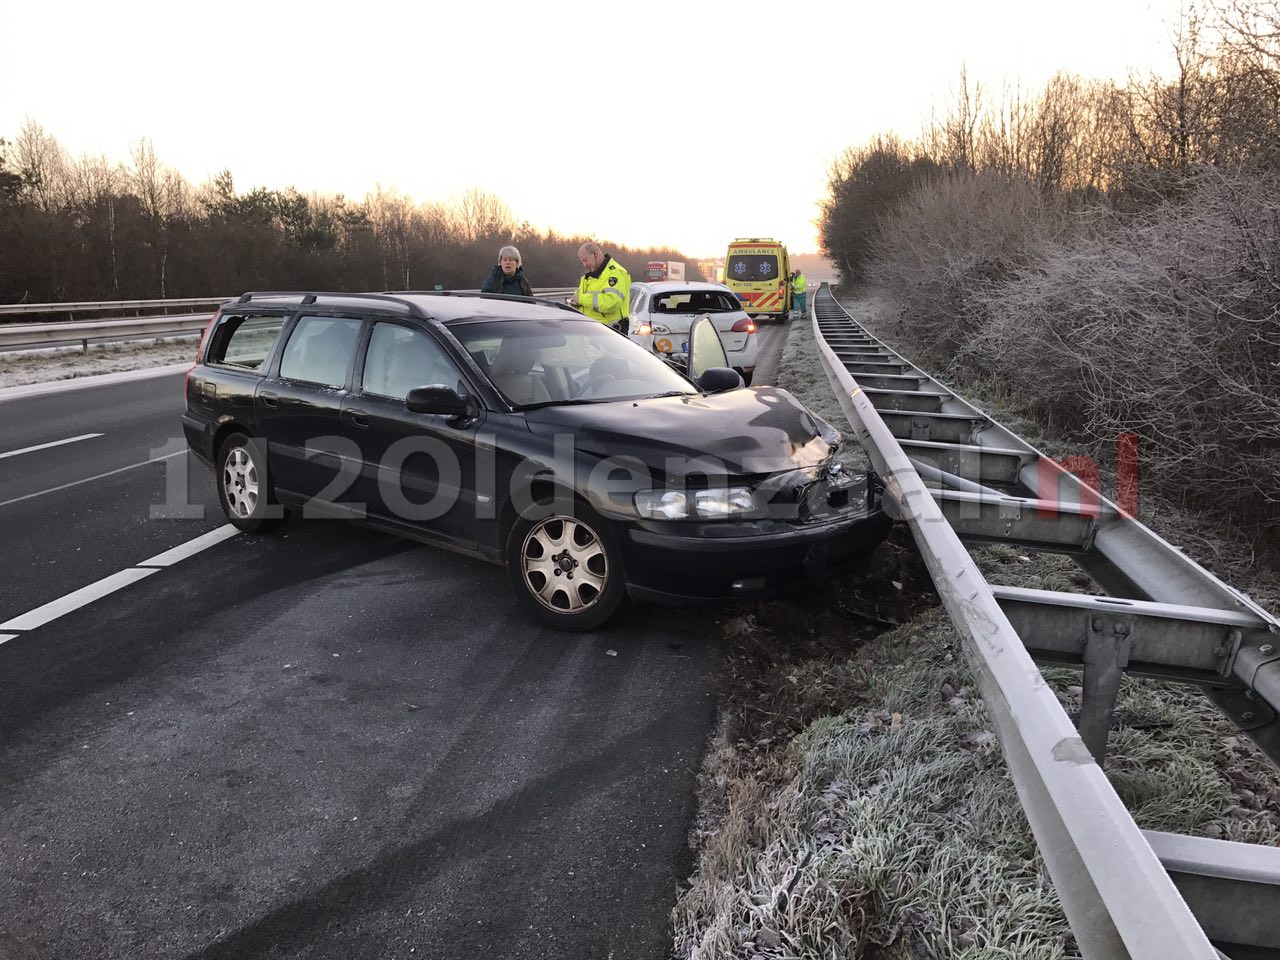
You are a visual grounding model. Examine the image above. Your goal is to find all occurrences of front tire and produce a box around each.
[216,432,288,533]
[505,499,625,631]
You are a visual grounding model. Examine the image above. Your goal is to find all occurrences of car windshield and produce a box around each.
[651,291,740,314]
[727,255,779,283]
[455,319,698,408]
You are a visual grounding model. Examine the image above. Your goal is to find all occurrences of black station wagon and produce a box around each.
[182,292,890,630]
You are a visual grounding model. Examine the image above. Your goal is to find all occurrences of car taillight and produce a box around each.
[731,318,756,334]
[188,307,221,399]
[635,321,652,336]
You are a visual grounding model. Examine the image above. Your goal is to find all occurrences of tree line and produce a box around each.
[819,0,1280,543]
[0,125,698,304]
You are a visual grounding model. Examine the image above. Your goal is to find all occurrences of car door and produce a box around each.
[686,314,733,381]
[255,314,363,506]
[342,320,484,547]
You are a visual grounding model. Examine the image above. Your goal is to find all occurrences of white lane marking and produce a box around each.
[0,450,185,510]
[139,524,239,567]
[0,634,16,645]
[1,568,159,631]
[0,432,105,460]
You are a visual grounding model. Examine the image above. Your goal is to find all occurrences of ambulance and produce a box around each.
[723,238,791,321]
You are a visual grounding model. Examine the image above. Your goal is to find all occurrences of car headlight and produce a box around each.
[651,322,670,335]
[634,487,755,520]
[694,487,755,519]
[634,490,690,520]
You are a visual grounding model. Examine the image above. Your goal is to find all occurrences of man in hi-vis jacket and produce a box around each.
[572,242,631,334]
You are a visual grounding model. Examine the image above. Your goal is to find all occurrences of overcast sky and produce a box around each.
[3,0,1188,258]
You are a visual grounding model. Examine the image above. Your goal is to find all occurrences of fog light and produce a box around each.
[731,577,766,592]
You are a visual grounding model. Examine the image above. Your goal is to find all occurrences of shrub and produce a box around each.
[868,171,1069,363]
[968,167,1280,530]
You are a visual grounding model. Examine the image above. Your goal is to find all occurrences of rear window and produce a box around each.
[727,255,779,283]
[651,291,740,314]
[205,314,287,371]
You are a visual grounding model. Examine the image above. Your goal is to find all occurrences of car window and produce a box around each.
[205,314,286,371]
[362,323,461,400]
[278,316,361,388]
[454,319,696,407]
[652,291,740,314]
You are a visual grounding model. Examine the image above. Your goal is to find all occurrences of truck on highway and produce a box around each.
[645,260,685,282]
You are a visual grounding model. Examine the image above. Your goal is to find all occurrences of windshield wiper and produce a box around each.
[521,391,693,411]
[520,397,621,410]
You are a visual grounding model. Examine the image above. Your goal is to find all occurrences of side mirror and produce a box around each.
[696,367,743,393]
[406,384,471,416]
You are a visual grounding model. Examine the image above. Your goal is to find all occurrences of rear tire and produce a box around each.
[216,432,288,533]
[505,498,625,631]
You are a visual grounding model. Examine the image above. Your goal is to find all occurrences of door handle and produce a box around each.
[259,392,279,408]
[346,409,369,428]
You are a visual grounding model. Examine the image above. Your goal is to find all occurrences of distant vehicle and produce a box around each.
[724,238,790,322]
[627,281,759,385]
[645,260,685,282]
[183,291,889,630]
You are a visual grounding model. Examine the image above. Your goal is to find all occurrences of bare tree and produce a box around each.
[13,118,69,212]
[451,187,515,245]
[67,153,126,297]
[130,139,190,297]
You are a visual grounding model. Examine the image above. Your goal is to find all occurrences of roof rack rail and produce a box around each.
[231,291,422,318]
[391,289,582,316]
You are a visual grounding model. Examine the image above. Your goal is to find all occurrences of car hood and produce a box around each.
[523,386,839,477]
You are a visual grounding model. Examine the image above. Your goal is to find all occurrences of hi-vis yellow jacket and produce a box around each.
[793,272,808,294]
[573,255,631,324]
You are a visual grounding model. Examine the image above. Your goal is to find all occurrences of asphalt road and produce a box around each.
[0,349,809,958]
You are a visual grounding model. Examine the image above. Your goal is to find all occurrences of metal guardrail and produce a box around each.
[0,297,233,321]
[0,289,578,353]
[811,283,1280,960]
[0,313,216,352]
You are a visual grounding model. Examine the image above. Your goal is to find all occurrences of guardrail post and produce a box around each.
[81,338,89,354]
[1080,619,1133,765]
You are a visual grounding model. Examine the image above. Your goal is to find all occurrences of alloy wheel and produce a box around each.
[222,446,259,519]
[520,516,609,613]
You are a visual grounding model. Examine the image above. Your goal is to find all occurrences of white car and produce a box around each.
[627,281,759,385]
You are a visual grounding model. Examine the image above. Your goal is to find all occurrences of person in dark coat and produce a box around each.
[480,245,533,297]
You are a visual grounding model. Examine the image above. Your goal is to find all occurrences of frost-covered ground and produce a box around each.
[671,287,1280,960]
[0,337,198,388]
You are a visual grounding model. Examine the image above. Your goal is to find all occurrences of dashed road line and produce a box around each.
[0,450,185,510]
[1,568,160,631]
[0,523,241,636]
[0,433,104,460]
[139,524,239,567]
